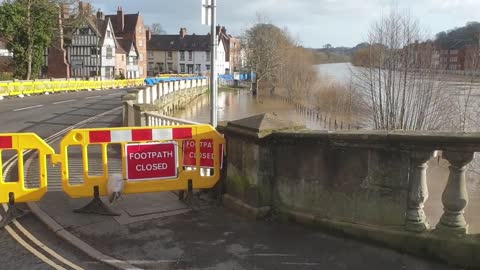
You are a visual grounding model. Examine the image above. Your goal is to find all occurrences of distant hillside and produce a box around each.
[310,43,369,64]
[435,21,480,48]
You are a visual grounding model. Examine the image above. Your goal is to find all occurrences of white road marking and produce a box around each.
[253,254,296,257]
[53,99,76,105]
[13,105,43,111]
[281,262,322,266]
[108,93,123,96]
[84,96,101,99]
[0,106,126,270]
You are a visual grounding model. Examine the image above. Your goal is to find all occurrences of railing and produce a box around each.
[145,112,200,126]
[218,115,480,268]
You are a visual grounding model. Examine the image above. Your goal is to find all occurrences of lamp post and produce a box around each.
[202,0,217,127]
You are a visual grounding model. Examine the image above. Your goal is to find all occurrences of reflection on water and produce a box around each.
[174,66,480,234]
[175,89,324,129]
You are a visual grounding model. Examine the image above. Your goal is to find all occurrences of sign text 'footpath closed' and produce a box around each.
[125,142,178,180]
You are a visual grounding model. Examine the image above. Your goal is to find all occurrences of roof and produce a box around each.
[148,34,211,51]
[116,38,133,55]
[105,13,139,34]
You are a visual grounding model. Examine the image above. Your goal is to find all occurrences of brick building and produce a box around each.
[106,7,150,78]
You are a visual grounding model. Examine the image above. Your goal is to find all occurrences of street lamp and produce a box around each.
[202,0,217,127]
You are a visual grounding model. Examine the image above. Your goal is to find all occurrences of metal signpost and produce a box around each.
[202,0,217,127]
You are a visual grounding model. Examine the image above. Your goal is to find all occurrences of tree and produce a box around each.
[149,23,166,34]
[0,0,58,80]
[243,23,292,94]
[353,10,451,130]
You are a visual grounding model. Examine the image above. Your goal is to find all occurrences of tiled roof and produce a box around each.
[105,13,139,35]
[116,38,133,55]
[148,34,211,51]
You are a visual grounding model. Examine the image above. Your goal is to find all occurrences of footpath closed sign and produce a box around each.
[183,139,223,168]
[125,142,178,180]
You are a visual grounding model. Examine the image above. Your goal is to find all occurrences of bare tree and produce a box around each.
[353,10,451,130]
[242,20,292,95]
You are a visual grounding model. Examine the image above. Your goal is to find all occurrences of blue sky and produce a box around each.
[88,0,480,48]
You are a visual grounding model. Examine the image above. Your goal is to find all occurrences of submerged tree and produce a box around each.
[353,10,451,130]
[0,0,58,79]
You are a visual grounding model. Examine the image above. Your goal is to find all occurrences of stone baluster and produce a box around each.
[406,151,434,232]
[436,150,474,234]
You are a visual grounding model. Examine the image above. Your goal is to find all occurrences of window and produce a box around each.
[139,53,144,61]
[79,28,89,35]
[180,51,185,61]
[91,48,98,55]
[139,40,143,47]
[206,51,211,61]
[107,30,111,38]
[450,50,458,55]
[167,62,173,71]
[121,55,124,61]
[167,51,172,60]
[450,57,458,62]
[180,64,185,73]
[138,27,142,33]
[206,64,210,71]
[90,70,97,77]
[195,64,201,72]
[148,62,154,70]
[139,68,143,75]
[158,63,164,72]
[106,47,113,59]
[188,51,193,61]
[148,51,154,58]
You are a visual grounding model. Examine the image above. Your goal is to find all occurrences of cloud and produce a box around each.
[86,0,480,47]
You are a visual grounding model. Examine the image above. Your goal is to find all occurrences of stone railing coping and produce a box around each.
[271,130,480,151]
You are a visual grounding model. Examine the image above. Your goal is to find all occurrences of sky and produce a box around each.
[87,0,480,48]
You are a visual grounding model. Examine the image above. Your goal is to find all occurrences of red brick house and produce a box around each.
[106,7,150,78]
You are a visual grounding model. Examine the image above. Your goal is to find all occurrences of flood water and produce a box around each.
[174,88,325,129]
[174,63,480,234]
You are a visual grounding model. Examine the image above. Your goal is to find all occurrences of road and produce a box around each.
[0,89,462,270]
[0,89,128,270]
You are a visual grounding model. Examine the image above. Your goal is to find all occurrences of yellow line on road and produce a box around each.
[2,204,84,270]
[4,225,68,270]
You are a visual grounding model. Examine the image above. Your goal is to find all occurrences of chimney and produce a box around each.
[59,3,70,19]
[221,26,227,35]
[179,28,187,38]
[117,6,124,32]
[96,10,104,20]
[216,25,221,35]
[78,1,91,16]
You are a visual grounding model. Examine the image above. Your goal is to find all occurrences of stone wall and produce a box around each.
[218,113,480,269]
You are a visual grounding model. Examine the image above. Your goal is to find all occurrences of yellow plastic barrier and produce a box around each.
[0,133,55,203]
[0,82,9,96]
[51,125,225,198]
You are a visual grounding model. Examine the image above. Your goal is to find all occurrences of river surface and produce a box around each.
[174,63,480,234]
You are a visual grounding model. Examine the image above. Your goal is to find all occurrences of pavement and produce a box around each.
[28,190,460,270]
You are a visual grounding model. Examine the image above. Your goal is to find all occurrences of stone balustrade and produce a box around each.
[122,77,208,126]
[218,113,480,269]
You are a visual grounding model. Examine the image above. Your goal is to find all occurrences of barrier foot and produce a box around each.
[0,193,29,228]
[74,186,120,216]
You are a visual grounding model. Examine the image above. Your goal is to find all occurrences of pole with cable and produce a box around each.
[209,0,217,127]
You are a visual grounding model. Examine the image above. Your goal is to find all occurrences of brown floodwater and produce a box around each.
[174,63,480,234]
